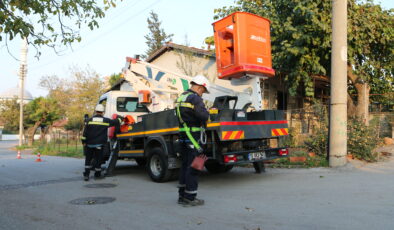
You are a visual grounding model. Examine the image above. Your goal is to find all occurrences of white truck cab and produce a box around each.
[98,90,149,121]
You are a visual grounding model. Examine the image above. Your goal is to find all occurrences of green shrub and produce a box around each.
[279,127,297,147]
[304,128,328,157]
[304,103,328,157]
[347,117,380,162]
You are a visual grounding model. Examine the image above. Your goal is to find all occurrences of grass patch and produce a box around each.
[268,148,329,168]
[269,155,328,168]
[34,144,84,158]
[15,139,84,158]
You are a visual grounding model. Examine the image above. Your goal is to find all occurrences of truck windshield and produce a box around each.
[116,97,149,113]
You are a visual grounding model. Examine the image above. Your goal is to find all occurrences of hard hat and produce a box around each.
[95,104,105,112]
[191,75,210,94]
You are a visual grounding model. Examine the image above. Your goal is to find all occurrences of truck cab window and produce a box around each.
[117,97,149,113]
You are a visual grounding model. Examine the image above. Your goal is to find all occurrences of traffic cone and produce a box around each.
[16,150,22,159]
[35,152,42,162]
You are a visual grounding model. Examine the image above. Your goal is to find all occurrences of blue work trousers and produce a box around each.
[178,140,201,200]
[84,145,103,175]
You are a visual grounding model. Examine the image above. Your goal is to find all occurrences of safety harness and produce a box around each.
[176,92,204,152]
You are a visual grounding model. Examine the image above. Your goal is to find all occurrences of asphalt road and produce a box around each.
[1,140,393,230]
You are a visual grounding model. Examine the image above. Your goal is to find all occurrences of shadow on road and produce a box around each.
[111,161,283,187]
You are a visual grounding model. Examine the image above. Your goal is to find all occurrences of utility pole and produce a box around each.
[329,0,347,167]
[19,37,28,147]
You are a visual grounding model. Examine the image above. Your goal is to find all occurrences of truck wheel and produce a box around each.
[205,161,234,174]
[135,158,147,167]
[147,147,174,182]
[253,162,265,174]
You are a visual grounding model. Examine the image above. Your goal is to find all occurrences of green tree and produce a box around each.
[347,2,394,119]
[0,0,119,54]
[40,65,105,131]
[144,10,173,58]
[215,0,393,121]
[25,97,61,146]
[204,36,215,50]
[0,98,20,133]
[108,73,122,87]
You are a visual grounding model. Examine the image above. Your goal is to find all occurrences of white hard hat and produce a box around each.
[191,75,210,94]
[95,104,105,112]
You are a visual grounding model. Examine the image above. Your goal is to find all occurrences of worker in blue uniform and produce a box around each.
[81,104,121,181]
[176,75,210,207]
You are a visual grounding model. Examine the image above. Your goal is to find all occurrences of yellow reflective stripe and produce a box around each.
[119,150,144,154]
[117,127,179,137]
[207,122,220,127]
[176,102,194,109]
[88,121,110,126]
[81,137,86,140]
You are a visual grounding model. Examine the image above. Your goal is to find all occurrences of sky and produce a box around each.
[0,0,393,98]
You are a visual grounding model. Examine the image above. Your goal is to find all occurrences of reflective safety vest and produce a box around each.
[175,92,203,152]
[81,115,120,145]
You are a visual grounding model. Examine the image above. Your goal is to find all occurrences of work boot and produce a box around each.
[177,196,186,205]
[83,172,90,181]
[182,198,204,207]
[94,172,104,180]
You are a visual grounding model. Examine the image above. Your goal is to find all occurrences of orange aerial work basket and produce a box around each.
[213,12,275,79]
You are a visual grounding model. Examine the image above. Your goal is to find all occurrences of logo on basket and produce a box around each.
[250,35,267,43]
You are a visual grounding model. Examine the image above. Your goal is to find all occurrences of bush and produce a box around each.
[304,129,328,157]
[279,127,297,147]
[348,117,380,162]
[304,103,328,157]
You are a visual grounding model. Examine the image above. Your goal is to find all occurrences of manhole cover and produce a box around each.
[84,183,117,188]
[69,197,116,205]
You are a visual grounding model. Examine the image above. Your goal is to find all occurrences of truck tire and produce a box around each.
[146,147,175,182]
[253,162,265,174]
[205,161,234,174]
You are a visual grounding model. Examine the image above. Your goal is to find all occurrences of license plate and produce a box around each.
[248,151,266,161]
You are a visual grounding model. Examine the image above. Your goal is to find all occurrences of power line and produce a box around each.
[29,0,162,71]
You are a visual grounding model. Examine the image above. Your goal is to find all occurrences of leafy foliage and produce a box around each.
[40,65,106,130]
[279,127,297,148]
[108,73,122,87]
[348,2,394,95]
[144,10,173,58]
[214,0,394,100]
[0,98,20,132]
[24,96,62,145]
[25,97,61,127]
[204,36,215,50]
[0,0,119,55]
[347,117,380,162]
[304,103,329,157]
